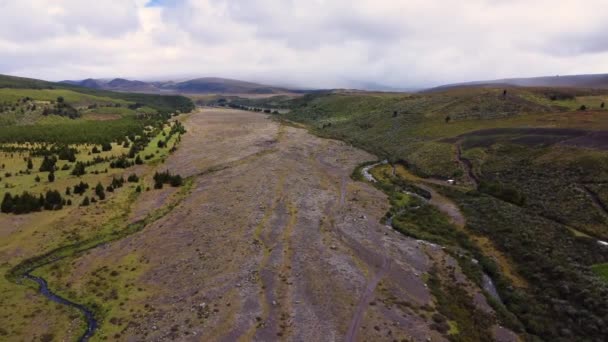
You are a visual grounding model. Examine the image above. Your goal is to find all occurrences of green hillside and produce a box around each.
[261,87,608,341]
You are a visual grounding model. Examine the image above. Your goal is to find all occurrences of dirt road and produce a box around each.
[52,108,509,341]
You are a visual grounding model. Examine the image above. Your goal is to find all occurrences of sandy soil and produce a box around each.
[56,108,513,341]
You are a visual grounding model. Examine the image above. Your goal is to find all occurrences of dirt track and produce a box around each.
[58,108,511,341]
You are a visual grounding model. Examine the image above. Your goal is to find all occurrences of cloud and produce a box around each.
[1,0,608,88]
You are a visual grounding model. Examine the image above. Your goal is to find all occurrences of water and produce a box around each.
[25,274,98,342]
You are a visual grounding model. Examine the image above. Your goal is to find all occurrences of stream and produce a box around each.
[25,274,97,342]
[364,162,503,304]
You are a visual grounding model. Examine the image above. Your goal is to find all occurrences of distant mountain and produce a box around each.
[428,73,608,92]
[60,77,300,94]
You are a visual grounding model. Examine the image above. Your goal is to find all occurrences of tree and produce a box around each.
[39,155,57,172]
[101,142,112,151]
[503,89,508,97]
[71,162,86,176]
[44,190,63,210]
[48,171,55,183]
[81,196,90,206]
[65,187,71,195]
[602,102,605,109]
[135,155,143,165]
[27,158,33,170]
[1,193,13,213]
[445,115,451,123]
[57,96,64,104]
[127,174,139,183]
[35,175,41,182]
[580,105,587,111]
[95,182,105,200]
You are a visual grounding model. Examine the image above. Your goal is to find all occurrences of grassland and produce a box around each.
[0,75,195,340]
[257,86,608,341]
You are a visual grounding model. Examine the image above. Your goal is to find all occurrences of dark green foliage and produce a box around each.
[157,140,166,148]
[35,175,40,182]
[73,181,89,195]
[0,118,146,145]
[478,180,526,206]
[110,176,125,190]
[153,170,183,189]
[101,142,112,151]
[110,156,133,169]
[47,171,55,183]
[39,155,57,172]
[1,191,42,214]
[134,155,143,165]
[95,182,105,200]
[127,174,139,183]
[71,162,86,176]
[1,193,13,213]
[81,196,90,206]
[57,146,77,162]
[26,158,33,170]
[454,191,608,340]
[428,269,494,341]
[43,190,63,210]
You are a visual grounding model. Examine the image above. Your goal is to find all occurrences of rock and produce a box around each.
[330,245,337,250]
[272,300,278,306]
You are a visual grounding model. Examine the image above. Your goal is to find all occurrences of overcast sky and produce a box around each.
[1,0,608,89]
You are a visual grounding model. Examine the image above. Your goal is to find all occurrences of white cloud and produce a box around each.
[1,0,608,88]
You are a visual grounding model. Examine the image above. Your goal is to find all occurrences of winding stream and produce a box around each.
[25,274,97,342]
[363,162,503,303]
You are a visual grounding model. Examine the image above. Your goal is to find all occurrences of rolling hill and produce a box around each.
[61,77,299,95]
[428,73,608,92]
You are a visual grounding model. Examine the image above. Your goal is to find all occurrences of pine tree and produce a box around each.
[95,182,106,200]
[27,158,33,170]
[48,171,55,183]
[1,193,13,213]
[81,196,90,206]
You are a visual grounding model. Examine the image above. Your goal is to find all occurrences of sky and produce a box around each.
[1,0,608,89]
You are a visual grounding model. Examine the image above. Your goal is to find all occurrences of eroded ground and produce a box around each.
[6,108,514,341]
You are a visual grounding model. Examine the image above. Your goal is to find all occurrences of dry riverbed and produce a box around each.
[4,108,516,341]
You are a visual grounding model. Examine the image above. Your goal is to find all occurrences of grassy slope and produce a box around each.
[0,74,194,340]
[278,87,608,341]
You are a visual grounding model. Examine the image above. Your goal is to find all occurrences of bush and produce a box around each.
[127,174,139,183]
[81,196,90,206]
[71,162,86,176]
[478,180,526,206]
[95,182,105,200]
[73,181,89,195]
[153,170,184,189]
[101,142,112,151]
[39,155,57,172]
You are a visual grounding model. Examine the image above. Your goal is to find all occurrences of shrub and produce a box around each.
[127,174,139,183]
[102,142,112,151]
[81,196,90,206]
[71,162,86,176]
[95,182,106,200]
[39,155,57,172]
